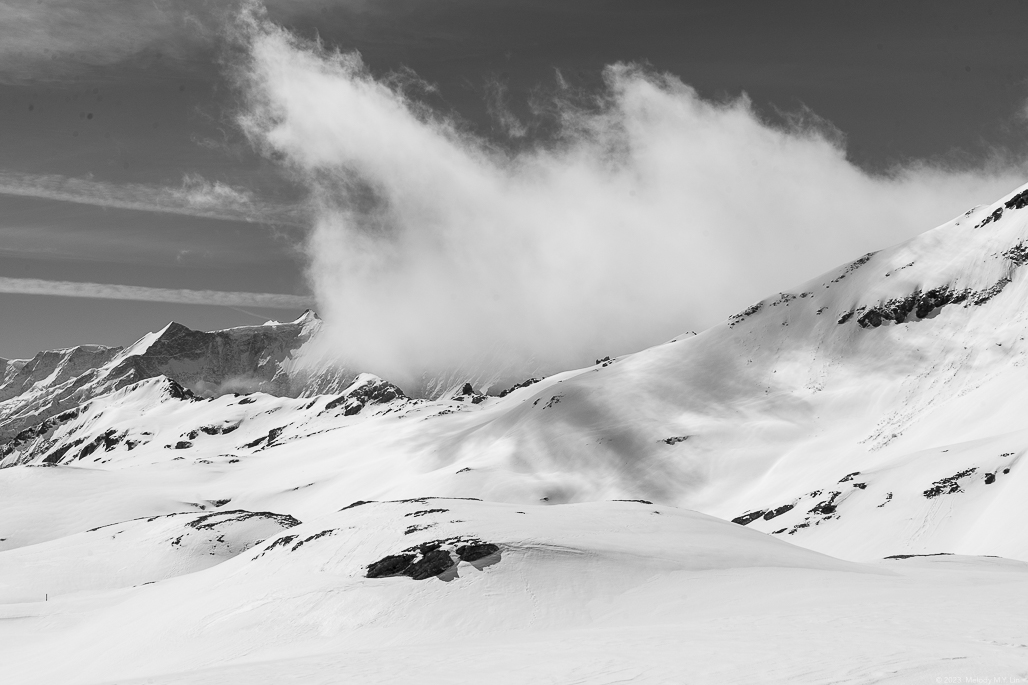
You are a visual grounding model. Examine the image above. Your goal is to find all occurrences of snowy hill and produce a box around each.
[5,184,1028,682]
[4,497,1028,684]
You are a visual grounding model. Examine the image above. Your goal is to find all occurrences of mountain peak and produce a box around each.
[293,309,320,324]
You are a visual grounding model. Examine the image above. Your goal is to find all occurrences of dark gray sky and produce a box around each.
[2,0,1028,359]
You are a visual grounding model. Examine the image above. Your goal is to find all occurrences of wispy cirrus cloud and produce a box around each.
[0,0,348,80]
[0,171,304,225]
[0,276,313,309]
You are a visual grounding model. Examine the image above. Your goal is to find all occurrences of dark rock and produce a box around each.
[406,548,455,580]
[830,252,878,284]
[498,378,541,397]
[367,536,500,580]
[405,524,433,535]
[291,529,336,551]
[731,510,766,526]
[366,553,416,578]
[923,468,976,498]
[1002,242,1028,266]
[456,543,500,562]
[762,504,794,520]
[976,206,1004,228]
[42,437,85,464]
[242,435,267,449]
[404,508,449,518]
[836,311,855,324]
[808,491,842,516]
[856,287,965,328]
[970,278,1011,306]
[187,509,300,531]
[262,534,298,554]
[1005,190,1028,210]
[542,394,563,409]
[325,377,407,416]
[728,302,762,327]
[884,552,953,560]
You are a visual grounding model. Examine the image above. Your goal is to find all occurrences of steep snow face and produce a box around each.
[0,311,332,443]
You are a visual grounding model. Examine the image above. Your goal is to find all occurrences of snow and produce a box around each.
[5,184,1028,681]
[1,499,1026,683]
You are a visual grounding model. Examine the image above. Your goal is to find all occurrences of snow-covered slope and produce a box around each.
[6,499,1028,684]
[424,184,1028,559]
[5,184,1028,682]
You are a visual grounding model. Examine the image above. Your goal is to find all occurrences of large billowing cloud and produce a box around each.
[236,10,1028,392]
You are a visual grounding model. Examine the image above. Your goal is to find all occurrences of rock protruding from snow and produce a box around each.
[323,374,408,417]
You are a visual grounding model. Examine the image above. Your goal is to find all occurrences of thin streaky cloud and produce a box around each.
[0,0,354,80]
[0,277,314,309]
[0,172,305,227]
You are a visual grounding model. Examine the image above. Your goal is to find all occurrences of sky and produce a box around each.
[3,0,1028,377]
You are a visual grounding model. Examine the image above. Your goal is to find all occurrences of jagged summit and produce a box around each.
[0,313,339,443]
[259,309,320,328]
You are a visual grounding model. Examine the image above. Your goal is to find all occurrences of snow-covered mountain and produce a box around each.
[5,184,1028,683]
[0,310,326,443]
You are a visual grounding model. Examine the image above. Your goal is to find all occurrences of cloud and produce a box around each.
[0,171,303,225]
[236,11,1028,391]
[0,276,313,309]
[0,0,344,80]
